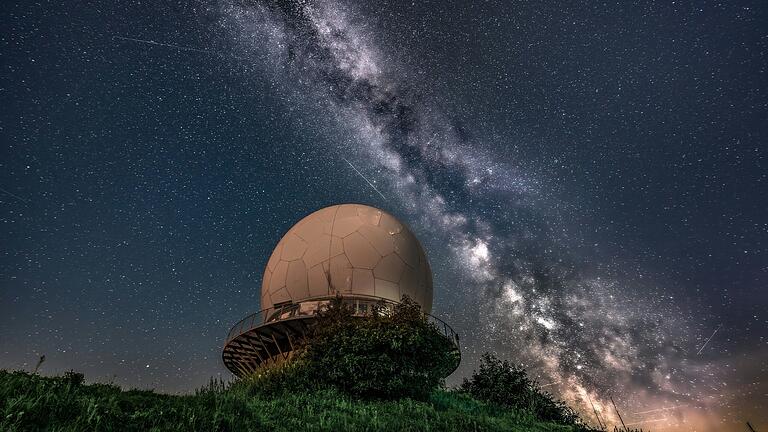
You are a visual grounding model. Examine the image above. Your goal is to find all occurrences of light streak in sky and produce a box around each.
[112,36,247,60]
[696,324,722,355]
[113,36,212,54]
[625,417,669,426]
[631,405,684,415]
[0,187,28,203]
[342,157,387,200]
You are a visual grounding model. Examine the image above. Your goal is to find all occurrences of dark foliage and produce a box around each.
[300,295,460,400]
[0,369,587,431]
[234,355,314,398]
[460,353,587,428]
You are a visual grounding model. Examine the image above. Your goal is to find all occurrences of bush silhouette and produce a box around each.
[460,353,584,427]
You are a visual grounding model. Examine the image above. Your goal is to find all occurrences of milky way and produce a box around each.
[212,1,740,430]
[2,0,765,430]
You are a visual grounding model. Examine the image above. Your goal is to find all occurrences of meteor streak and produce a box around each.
[342,158,387,201]
[113,35,211,54]
[625,418,669,426]
[0,187,28,203]
[113,35,246,60]
[696,324,722,355]
[631,405,684,415]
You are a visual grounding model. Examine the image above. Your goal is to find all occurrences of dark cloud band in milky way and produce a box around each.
[216,0,727,428]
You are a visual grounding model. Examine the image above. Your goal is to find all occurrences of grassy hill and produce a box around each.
[0,369,587,432]
[1,300,614,431]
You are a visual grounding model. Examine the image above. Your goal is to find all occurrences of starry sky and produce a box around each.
[1,1,766,431]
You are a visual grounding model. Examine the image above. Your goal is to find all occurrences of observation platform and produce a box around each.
[222,295,460,377]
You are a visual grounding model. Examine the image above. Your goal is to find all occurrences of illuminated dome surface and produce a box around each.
[261,204,433,313]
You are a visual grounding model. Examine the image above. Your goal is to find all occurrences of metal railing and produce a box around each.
[225,295,460,349]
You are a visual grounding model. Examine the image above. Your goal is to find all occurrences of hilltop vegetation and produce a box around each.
[0,369,590,432]
[1,298,610,431]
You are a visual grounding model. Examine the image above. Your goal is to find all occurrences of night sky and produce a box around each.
[1,1,766,431]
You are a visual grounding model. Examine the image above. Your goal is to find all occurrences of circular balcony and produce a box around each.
[222,295,460,377]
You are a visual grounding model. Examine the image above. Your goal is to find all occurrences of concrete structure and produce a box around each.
[222,204,459,377]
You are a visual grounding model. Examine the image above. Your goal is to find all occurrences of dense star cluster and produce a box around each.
[1,1,765,431]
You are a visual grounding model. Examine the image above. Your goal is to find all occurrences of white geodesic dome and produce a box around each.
[261,204,433,313]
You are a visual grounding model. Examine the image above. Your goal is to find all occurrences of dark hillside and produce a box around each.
[1,369,586,432]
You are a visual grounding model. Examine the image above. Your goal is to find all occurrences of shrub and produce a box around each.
[300,295,459,400]
[233,356,314,397]
[62,370,85,387]
[460,353,584,427]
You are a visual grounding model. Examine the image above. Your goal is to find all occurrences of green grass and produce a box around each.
[0,370,587,432]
